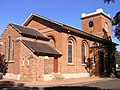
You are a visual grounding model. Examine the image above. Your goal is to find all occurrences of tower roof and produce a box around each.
[81,8,111,20]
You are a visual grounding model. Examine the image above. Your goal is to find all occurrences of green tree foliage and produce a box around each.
[112,11,120,41]
[115,51,120,64]
[104,0,120,41]
[0,54,8,76]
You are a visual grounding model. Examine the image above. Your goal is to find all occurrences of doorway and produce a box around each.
[99,51,104,76]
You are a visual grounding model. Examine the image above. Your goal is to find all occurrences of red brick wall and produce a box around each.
[26,20,89,75]
[81,13,112,76]
[1,25,21,74]
[81,14,112,38]
[20,41,45,81]
[44,57,54,74]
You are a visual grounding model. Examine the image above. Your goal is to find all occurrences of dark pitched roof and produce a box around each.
[23,14,117,46]
[10,23,50,41]
[21,40,62,57]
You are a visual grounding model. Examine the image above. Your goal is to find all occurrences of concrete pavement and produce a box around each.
[0,77,114,87]
[0,77,120,90]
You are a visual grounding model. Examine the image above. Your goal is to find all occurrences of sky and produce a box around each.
[0,0,120,51]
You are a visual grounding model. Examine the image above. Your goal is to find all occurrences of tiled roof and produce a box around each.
[21,40,62,57]
[23,14,117,46]
[10,23,50,41]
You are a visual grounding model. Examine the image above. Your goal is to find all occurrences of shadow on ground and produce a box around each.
[44,86,106,90]
[0,81,39,90]
[0,80,119,90]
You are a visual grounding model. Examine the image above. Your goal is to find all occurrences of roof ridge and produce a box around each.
[23,13,83,31]
[9,23,22,34]
[10,23,37,30]
[23,13,63,26]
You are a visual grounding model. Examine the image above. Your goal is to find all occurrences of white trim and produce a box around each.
[3,73,20,80]
[0,42,3,45]
[81,8,111,19]
[27,58,30,66]
[44,56,49,60]
[82,64,86,66]
[6,61,14,63]
[68,62,74,65]
[63,73,89,79]
[43,74,53,81]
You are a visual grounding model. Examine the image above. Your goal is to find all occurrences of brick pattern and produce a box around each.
[1,25,21,74]
[27,20,90,75]
[81,14,111,38]
[0,12,112,81]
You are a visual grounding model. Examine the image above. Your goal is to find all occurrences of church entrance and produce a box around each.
[99,51,104,76]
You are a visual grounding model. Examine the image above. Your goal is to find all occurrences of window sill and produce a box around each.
[81,64,86,66]
[93,64,95,66]
[6,61,14,63]
[68,63,74,66]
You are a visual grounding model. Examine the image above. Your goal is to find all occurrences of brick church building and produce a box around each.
[0,9,117,81]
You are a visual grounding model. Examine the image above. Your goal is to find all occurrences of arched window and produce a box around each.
[82,42,87,64]
[48,36,56,47]
[4,42,6,58]
[68,39,73,64]
[105,22,108,32]
[8,36,11,61]
[12,40,14,61]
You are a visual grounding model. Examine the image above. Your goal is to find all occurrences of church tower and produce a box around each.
[81,8,112,39]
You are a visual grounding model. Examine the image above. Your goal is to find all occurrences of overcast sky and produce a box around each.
[0,0,120,51]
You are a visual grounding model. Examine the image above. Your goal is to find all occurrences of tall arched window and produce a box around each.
[8,36,11,61]
[12,40,14,61]
[82,42,86,64]
[68,39,73,64]
[4,42,6,58]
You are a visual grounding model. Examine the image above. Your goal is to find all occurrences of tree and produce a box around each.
[0,54,8,79]
[103,0,120,41]
[115,51,120,64]
[112,11,120,41]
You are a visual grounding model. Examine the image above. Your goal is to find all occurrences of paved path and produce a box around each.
[71,78,120,89]
[17,77,111,87]
[0,77,120,90]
